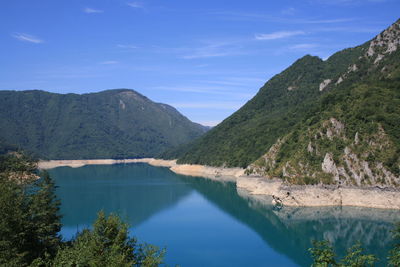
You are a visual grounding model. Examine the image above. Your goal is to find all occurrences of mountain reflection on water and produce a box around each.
[49,163,399,267]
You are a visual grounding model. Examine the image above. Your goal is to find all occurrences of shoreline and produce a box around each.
[38,158,242,182]
[38,158,400,210]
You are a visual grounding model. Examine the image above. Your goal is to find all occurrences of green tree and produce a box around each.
[309,240,336,267]
[28,171,62,260]
[309,240,377,267]
[0,171,31,266]
[0,154,62,266]
[388,223,400,266]
[54,211,165,267]
[340,242,377,267]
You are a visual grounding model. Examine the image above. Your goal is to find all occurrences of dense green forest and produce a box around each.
[0,89,207,160]
[165,19,400,184]
[0,152,164,266]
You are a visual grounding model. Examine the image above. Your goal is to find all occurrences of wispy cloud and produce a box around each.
[289,43,319,50]
[302,18,356,24]
[255,30,305,40]
[181,41,246,59]
[100,61,119,65]
[281,7,296,15]
[197,120,221,127]
[171,101,243,110]
[83,8,103,13]
[117,44,138,49]
[313,26,381,33]
[310,0,389,5]
[199,77,265,87]
[152,85,253,99]
[153,85,229,94]
[127,2,143,8]
[12,33,43,44]
[211,11,356,25]
[182,50,231,59]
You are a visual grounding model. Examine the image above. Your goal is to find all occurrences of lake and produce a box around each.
[48,163,399,267]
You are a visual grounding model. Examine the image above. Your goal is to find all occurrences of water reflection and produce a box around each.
[176,175,399,266]
[50,164,192,231]
[50,164,399,266]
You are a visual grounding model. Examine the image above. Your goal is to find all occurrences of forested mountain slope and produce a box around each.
[0,89,207,159]
[168,19,400,187]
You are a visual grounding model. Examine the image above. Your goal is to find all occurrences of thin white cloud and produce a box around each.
[311,0,389,5]
[84,8,103,13]
[289,43,319,50]
[117,44,138,49]
[182,51,231,59]
[313,26,381,33]
[199,77,265,87]
[195,64,209,68]
[255,31,305,40]
[12,33,43,44]
[181,41,245,59]
[171,101,243,110]
[153,85,229,94]
[153,85,253,99]
[127,2,143,8]
[198,120,221,127]
[100,61,119,65]
[302,18,356,24]
[211,11,356,25]
[281,7,296,15]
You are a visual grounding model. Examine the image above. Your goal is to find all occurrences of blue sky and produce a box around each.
[1,0,399,126]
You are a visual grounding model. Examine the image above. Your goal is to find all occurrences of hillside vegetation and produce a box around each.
[167,19,400,187]
[0,89,207,159]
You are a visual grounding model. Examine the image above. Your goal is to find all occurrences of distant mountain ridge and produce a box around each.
[167,19,400,188]
[0,89,207,159]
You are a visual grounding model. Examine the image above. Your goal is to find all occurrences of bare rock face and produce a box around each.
[247,116,399,189]
[319,79,331,91]
[322,153,338,179]
[366,19,400,61]
[336,76,344,85]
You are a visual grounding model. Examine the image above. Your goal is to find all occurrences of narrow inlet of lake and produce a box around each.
[48,163,399,267]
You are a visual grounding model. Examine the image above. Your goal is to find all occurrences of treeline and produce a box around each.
[0,152,164,266]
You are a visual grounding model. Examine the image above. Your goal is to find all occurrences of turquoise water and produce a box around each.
[49,163,399,266]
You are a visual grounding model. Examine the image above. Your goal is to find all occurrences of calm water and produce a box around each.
[49,163,399,267]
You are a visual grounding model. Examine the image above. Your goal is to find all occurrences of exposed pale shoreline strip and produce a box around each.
[38,158,400,210]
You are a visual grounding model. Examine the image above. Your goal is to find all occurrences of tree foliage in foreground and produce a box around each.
[0,153,165,266]
[0,153,60,266]
[388,223,400,266]
[309,227,400,267]
[53,211,165,267]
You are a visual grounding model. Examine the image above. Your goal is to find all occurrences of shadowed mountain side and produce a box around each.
[49,164,193,230]
[176,175,397,266]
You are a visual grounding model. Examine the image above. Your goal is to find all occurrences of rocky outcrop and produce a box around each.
[319,79,331,91]
[366,19,400,62]
[247,117,400,188]
[237,177,400,209]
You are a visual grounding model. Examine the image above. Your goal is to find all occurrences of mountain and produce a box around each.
[0,89,208,159]
[168,19,400,187]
